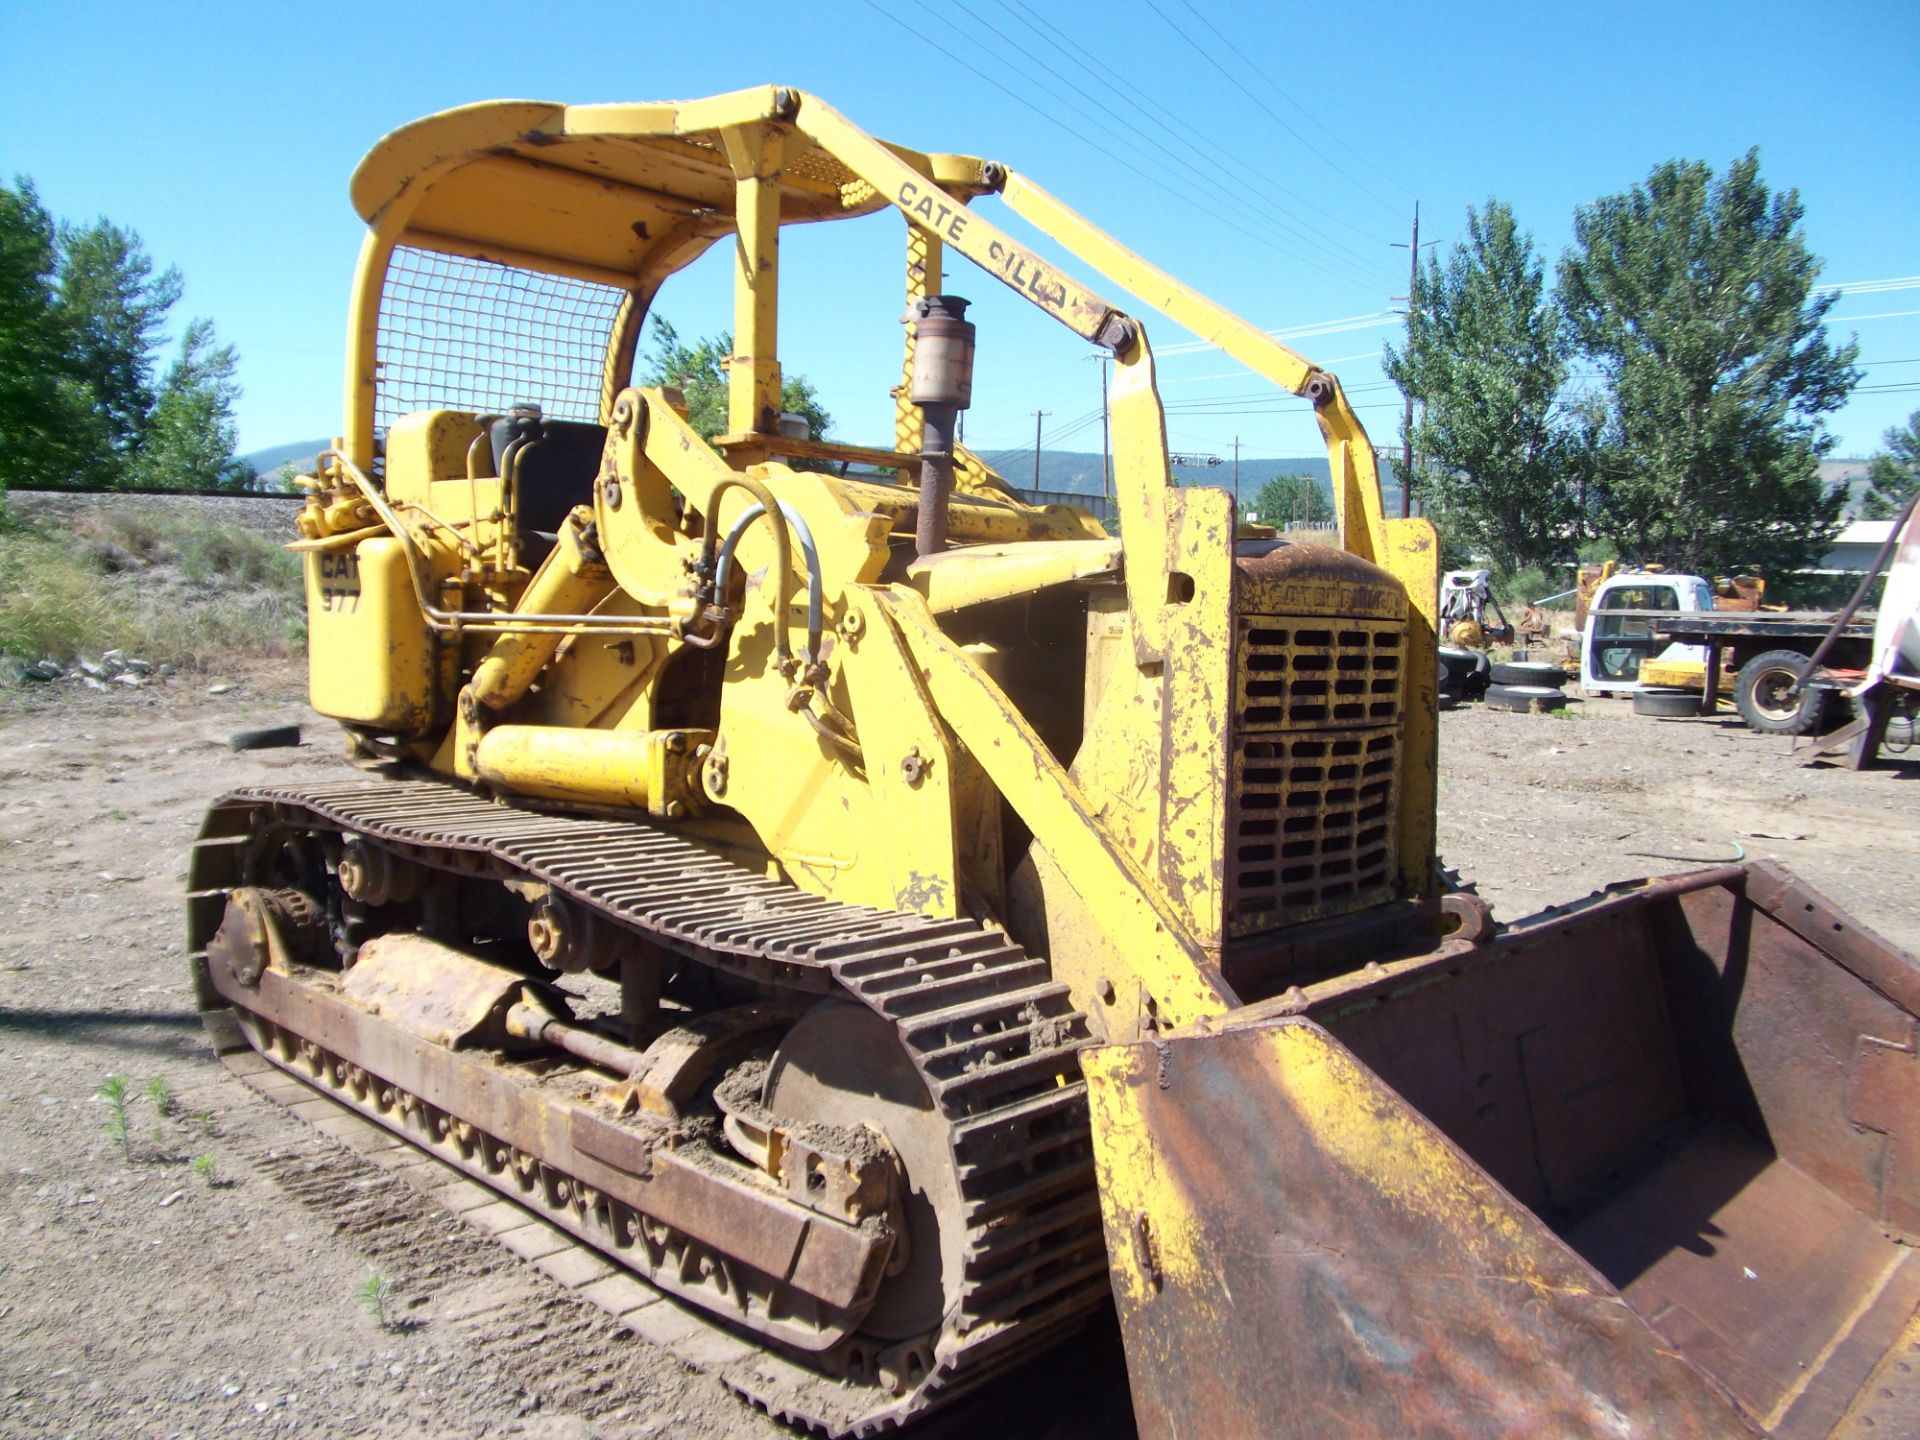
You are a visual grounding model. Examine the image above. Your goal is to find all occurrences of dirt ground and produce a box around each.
[1,663,1914,1440]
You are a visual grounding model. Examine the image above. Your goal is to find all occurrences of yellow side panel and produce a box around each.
[1642,657,1731,692]
[384,410,484,504]
[306,537,440,733]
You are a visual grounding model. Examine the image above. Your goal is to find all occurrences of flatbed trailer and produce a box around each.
[1651,612,1877,719]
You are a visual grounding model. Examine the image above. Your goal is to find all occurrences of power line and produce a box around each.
[1819,275,1920,296]
[992,0,1401,276]
[1160,379,1399,410]
[1175,0,1414,203]
[1156,401,1405,415]
[941,0,1394,287]
[1155,309,1402,356]
[1823,308,1920,325]
[859,0,1391,292]
[1139,0,1405,220]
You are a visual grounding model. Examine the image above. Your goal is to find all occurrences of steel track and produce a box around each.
[187,780,1111,1436]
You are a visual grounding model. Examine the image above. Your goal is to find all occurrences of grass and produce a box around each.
[145,1077,175,1117]
[357,1272,396,1329]
[96,1072,207,1163]
[97,1074,132,1158]
[0,505,304,672]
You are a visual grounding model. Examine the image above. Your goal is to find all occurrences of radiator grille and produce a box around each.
[1228,617,1402,936]
[1235,618,1404,728]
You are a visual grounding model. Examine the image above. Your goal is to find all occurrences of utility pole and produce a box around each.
[1232,436,1241,518]
[1098,358,1111,499]
[1031,410,1050,490]
[1390,201,1435,520]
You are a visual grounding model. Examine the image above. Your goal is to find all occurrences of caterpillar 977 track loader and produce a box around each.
[189,88,1920,1438]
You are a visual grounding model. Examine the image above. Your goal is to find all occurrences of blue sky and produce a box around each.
[5,0,1916,466]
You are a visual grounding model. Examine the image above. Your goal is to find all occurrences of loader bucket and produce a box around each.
[1085,862,1920,1439]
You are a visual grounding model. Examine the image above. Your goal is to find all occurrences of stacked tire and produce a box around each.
[1437,646,1488,709]
[1481,660,1570,714]
[1632,687,1703,718]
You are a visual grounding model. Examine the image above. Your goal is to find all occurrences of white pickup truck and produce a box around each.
[1578,571,1716,695]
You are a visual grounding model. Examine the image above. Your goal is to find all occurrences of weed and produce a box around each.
[97,1074,131,1157]
[145,1077,175,1118]
[107,808,128,821]
[176,525,298,589]
[357,1272,395,1329]
[196,1110,218,1139]
[0,508,303,672]
[192,1154,217,1187]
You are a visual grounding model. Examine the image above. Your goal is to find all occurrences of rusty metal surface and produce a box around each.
[1085,1019,1757,1439]
[1305,863,1918,1436]
[1656,874,1920,1244]
[1566,1127,1920,1437]
[624,999,813,1118]
[1230,536,1407,618]
[340,932,522,1047]
[1097,862,1920,1437]
[1829,1304,1920,1439]
[219,960,891,1319]
[187,780,1108,1438]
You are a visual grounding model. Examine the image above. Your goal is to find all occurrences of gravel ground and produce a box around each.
[0,664,1912,1440]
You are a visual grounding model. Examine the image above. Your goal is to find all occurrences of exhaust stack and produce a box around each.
[907,294,975,557]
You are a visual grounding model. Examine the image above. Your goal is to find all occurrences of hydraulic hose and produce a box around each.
[714,500,824,664]
[695,474,794,671]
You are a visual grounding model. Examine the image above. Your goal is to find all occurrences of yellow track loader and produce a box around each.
[188,88,1920,1437]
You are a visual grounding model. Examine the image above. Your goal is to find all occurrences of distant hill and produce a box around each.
[982,448,1405,514]
[233,438,1411,511]
[240,439,329,479]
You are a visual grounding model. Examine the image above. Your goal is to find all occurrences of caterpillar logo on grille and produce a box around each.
[1228,618,1402,935]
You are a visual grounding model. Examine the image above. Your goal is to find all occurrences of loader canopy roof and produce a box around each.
[349,89,994,284]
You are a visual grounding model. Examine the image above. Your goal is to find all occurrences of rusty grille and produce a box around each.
[1228,618,1402,935]
[1235,617,1404,728]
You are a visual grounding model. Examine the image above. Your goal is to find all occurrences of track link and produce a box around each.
[187,780,1110,1436]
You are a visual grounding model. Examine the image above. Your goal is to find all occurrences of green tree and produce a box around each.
[1860,411,1919,520]
[1558,150,1857,575]
[55,219,181,456]
[1249,471,1329,528]
[1384,201,1575,573]
[0,178,113,491]
[639,316,831,443]
[130,319,253,490]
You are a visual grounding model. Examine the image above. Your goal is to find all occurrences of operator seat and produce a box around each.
[489,403,607,567]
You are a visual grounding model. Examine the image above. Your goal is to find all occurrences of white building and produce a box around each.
[1822,519,1898,574]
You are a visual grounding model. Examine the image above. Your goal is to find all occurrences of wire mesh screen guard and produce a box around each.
[374,247,628,447]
